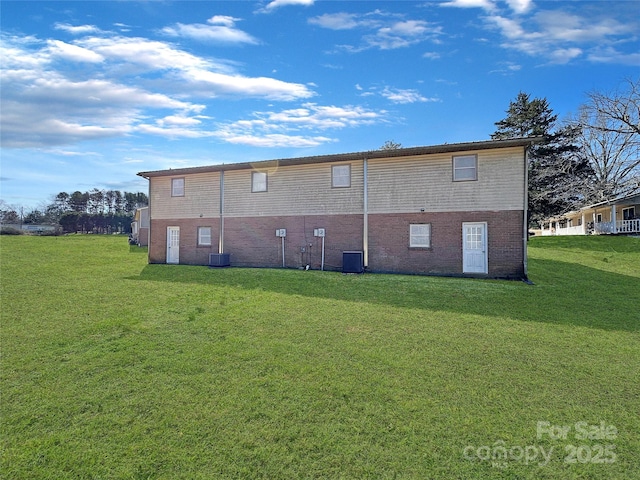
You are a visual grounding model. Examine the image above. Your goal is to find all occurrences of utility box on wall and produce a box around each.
[342,251,364,274]
[209,253,230,267]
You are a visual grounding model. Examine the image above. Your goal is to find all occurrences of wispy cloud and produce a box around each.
[485,9,636,64]
[380,87,438,104]
[440,0,532,14]
[0,29,315,148]
[309,11,442,52]
[53,23,102,35]
[161,16,259,44]
[257,0,314,14]
[213,103,385,147]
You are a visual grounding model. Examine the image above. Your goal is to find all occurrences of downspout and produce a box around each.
[219,171,225,254]
[363,158,369,269]
[523,146,530,279]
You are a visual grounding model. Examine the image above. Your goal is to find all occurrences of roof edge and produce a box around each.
[137,136,541,178]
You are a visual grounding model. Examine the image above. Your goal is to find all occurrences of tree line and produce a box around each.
[0,189,148,234]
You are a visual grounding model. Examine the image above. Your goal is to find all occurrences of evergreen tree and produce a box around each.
[492,92,592,226]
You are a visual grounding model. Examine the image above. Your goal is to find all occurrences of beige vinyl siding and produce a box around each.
[150,172,220,219]
[367,147,526,213]
[224,161,364,217]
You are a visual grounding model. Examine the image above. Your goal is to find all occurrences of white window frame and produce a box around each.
[452,155,477,182]
[171,177,185,197]
[410,224,431,248]
[252,171,267,192]
[623,207,635,220]
[198,226,212,246]
[332,164,351,188]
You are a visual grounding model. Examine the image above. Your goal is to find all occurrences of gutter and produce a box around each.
[363,158,369,268]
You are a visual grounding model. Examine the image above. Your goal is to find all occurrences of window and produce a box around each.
[171,178,185,197]
[252,171,267,192]
[453,155,477,181]
[198,226,212,246]
[410,224,431,248]
[332,164,351,188]
[596,213,603,223]
[623,207,635,220]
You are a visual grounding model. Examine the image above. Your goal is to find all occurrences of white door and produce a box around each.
[463,222,487,274]
[166,226,180,264]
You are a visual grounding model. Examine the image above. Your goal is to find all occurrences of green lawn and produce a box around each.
[1,234,639,479]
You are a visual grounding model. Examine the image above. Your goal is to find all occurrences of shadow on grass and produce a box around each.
[129,245,148,254]
[128,258,640,333]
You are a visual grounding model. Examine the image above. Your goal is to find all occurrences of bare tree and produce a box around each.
[585,78,640,136]
[380,140,402,150]
[573,78,640,201]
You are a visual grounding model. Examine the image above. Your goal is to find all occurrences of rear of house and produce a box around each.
[138,138,535,279]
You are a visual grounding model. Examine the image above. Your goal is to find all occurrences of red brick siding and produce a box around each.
[368,210,524,278]
[150,210,525,278]
[149,218,219,265]
[223,215,363,269]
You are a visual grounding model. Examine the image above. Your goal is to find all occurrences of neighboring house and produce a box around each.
[138,138,538,279]
[130,206,150,246]
[541,193,640,236]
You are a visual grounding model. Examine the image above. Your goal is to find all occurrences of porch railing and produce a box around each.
[617,219,640,233]
[594,219,640,234]
[556,225,585,235]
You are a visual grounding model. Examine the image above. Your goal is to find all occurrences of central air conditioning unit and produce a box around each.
[209,253,230,267]
[342,251,364,274]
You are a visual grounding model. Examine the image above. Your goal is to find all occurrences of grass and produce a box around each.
[1,234,639,479]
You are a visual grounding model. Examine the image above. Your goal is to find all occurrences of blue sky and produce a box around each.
[1,0,639,209]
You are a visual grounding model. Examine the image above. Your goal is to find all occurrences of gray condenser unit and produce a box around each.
[209,253,230,267]
[342,251,364,274]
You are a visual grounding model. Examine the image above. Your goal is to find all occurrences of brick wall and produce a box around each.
[368,210,524,278]
[149,218,219,265]
[223,214,363,269]
[149,210,525,278]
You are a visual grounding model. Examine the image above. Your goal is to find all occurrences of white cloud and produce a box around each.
[161,16,259,44]
[213,103,384,147]
[1,28,320,148]
[440,0,495,11]
[53,23,101,35]
[309,13,366,30]
[587,47,640,66]
[157,115,204,127]
[75,36,314,100]
[46,40,104,63]
[183,70,314,101]
[505,0,533,14]
[136,123,215,139]
[548,47,583,64]
[215,132,333,148]
[484,8,637,64]
[259,0,314,13]
[77,36,213,71]
[381,87,438,104]
[311,12,442,52]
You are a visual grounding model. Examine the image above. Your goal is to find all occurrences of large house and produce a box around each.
[540,193,640,236]
[138,137,538,279]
